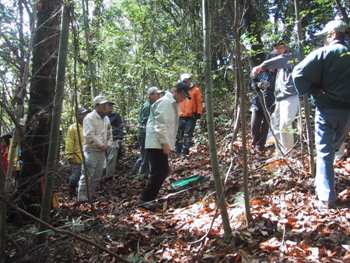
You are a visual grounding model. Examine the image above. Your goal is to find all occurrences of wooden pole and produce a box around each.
[294,0,315,177]
[234,0,252,223]
[202,0,233,243]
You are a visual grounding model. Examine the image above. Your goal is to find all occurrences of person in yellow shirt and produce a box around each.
[65,107,88,197]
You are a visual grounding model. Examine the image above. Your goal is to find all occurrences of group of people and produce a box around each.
[135,73,203,209]
[65,96,123,201]
[250,19,350,209]
[65,73,203,205]
[57,18,350,211]
[135,73,203,178]
[250,40,299,156]
[1,19,347,212]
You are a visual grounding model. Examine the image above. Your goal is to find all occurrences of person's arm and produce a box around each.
[139,103,149,127]
[106,118,113,148]
[194,87,203,117]
[292,49,323,96]
[251,55,290,77]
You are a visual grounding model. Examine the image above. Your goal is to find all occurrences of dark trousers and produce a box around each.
[176,117,196,154]
[140,149,169,202]
[251,109,270,150]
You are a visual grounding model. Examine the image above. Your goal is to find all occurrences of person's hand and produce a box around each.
[99,144,108,152]
[251,65,263,78]
[162,143,171,155]
[115,139,122,148]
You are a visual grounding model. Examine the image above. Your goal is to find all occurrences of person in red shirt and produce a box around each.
[0,134,11,175]
[176,73,203,155]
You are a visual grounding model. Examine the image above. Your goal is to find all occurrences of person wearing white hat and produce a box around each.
[292,19,350,209]
[176,73,203,155]
[134,87,163,178]
[77,95,113,201]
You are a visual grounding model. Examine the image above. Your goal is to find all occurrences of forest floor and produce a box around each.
[6,130,350,263]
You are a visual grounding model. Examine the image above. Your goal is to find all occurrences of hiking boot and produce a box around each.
[182,148,189,156]
[138,200,157,211]
[69,186,76,198]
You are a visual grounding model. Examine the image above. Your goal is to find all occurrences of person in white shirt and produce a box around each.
[77,95,113,201]
[139,82,190,209]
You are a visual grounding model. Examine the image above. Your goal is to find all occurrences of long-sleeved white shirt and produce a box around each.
[145,91,179,150]
[83,110,113,152]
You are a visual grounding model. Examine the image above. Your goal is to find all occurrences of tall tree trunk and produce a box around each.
[0,162,6,262]
[20,0,61,211]
[234,0,252,223]
[294,0,315,176]
[82,0,97,99]
[202,0,233,243]
[40,3,70,230]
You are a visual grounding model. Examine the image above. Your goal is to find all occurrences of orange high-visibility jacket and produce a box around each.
[179,85,203,118]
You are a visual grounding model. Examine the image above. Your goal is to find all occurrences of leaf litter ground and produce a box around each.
[7,136,350,262]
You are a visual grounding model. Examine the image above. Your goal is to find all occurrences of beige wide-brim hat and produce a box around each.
[93,95,110,106]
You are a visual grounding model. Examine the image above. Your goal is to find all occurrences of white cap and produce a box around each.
[180,73,192,82]
[93,95,110,106]
[147,86,162,95]
[315,19,348,36]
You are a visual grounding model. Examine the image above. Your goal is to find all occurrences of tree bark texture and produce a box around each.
[40,3,70,228]
[0,162,6,262]
[82,0,97,99]
[20,0,61,208]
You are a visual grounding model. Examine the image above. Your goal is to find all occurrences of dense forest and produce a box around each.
[0,0,350,262]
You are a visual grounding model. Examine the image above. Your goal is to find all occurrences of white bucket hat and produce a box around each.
[180,73,192,82]
[315,19,348,36]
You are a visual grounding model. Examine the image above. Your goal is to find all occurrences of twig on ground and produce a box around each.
[0,196,130,262]
[189,208,219,245]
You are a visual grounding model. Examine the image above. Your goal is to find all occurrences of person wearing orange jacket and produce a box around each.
[176,73,203,155]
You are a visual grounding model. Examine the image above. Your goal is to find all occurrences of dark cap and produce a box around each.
[176,81,191,99]
[272,40,287,48]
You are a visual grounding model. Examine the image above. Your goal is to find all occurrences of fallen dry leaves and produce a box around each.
[6,136,350,262]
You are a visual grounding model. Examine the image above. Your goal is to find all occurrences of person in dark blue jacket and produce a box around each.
[292,19,350,209]
[106,102,124,177]
[251,42,299,156]
[250,68,276,152]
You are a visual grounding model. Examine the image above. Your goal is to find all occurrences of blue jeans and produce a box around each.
[315,107,350,203]
[68,164,82,188]
[176,117,196,154]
